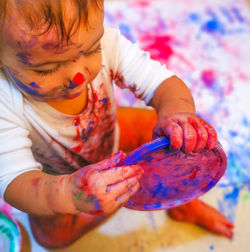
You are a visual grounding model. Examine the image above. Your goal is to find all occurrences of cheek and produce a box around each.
[85,54,102,78]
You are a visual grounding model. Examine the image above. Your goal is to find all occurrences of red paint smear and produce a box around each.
[93,91,98,103]
[73,72,85,86]
[58,177,65,185]
[72,59,77,63]
[77,178,88,191]
[31,177,40,186]
[73,127,81,140]
[89,209,103,215]
[189,168,199,181]
[72,143,83,152]
[73,116,81,127]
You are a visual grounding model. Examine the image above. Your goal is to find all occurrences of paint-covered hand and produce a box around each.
[70,151,143,215]
[153,112,217,153]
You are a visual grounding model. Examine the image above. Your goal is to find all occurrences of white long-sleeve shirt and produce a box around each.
[0,27,174,197]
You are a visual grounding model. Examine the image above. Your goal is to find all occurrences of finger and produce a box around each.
[199,120,217,149]
[161,121,183,150]
[96,151,126,171]
[115,182,140,204]
[189,118,208,152]
[100,164,143,185]
[180,122,197,153]
[107,174,141,196]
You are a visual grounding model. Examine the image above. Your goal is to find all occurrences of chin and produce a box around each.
[66,92,82,100]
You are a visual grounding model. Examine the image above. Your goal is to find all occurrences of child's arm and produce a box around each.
[4,151,143,215]
[149,75,217,153]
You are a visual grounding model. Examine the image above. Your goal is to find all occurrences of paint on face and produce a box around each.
[73,72,85,86]
[30,82,40,88]
[16,52,31,65]
[8,70,44,97]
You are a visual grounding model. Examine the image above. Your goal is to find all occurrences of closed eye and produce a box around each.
[33,45,102,77]
[83,44,102,56]
[34,64,62,77]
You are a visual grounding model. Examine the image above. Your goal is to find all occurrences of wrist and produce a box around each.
[157,101,195,118]
[46,174,80,215]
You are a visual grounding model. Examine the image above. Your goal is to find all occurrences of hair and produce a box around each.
[0,0,102,43]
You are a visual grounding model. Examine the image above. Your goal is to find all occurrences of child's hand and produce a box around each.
[70,151,143,216]
[153,112,217,153]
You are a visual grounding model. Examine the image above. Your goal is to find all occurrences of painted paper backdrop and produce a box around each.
[104,0,250,222]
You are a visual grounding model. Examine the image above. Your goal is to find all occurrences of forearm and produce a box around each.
[149,75,196,116]
[4,170,78,215]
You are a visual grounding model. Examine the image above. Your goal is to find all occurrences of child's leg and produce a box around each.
[29,213,109,249]
[117,107,234,238]
[117,107,157,152]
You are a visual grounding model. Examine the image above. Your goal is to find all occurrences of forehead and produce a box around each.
[2,0,103,51]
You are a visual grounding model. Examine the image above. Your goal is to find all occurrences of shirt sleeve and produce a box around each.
[102,27,175,104]
[0,71,42,198]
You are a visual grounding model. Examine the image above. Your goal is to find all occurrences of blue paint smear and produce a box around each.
[210,245,215,251]
[218,186,239,222]
[119,23,136,43]
[8,70,43,97]
[231,7,245,23]
[69,80,77,89]
[189,13,200,22]
[220,6,234,23]
[202,19,225,34]
[144,203,162,210]
[30,82,40,89]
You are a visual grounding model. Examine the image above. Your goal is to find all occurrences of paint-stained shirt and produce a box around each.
[0,27,174,197]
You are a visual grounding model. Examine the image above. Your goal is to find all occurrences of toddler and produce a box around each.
[0,0,233,248]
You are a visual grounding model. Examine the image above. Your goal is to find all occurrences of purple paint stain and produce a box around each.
[81,121,95,142]
[17,36,39,49]
[76,44,83,49]
[201,70,216,87]
[42,42,59,50]
[16,52,31,65]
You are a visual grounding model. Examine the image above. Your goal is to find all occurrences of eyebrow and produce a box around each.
[28,31,104,68]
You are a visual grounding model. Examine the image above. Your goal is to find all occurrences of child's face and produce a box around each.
[0,3,104,102]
